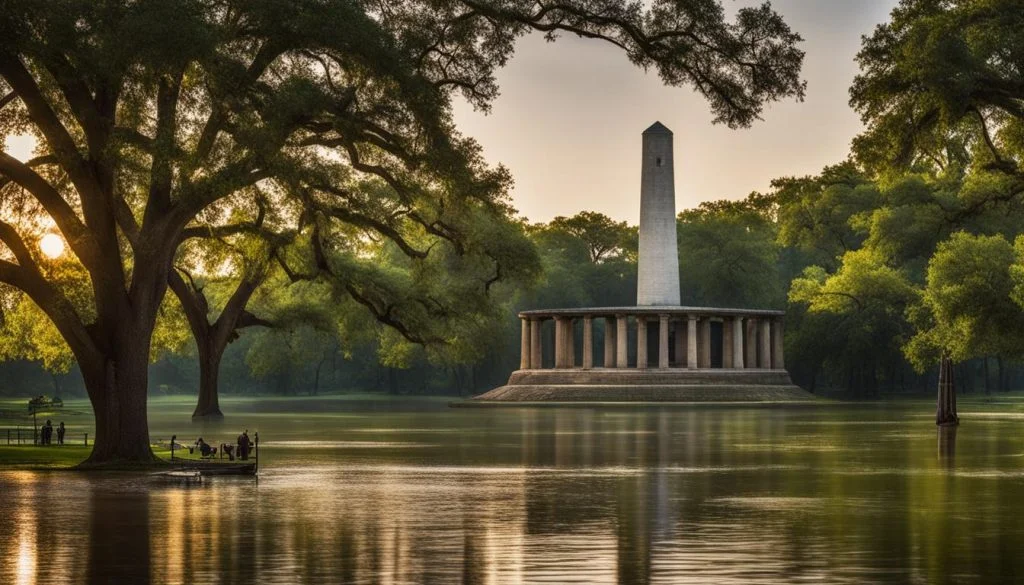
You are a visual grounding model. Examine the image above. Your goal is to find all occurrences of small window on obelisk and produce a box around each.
[656,157,663,167]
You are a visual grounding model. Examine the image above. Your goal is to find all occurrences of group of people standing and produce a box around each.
[39,420,65,445]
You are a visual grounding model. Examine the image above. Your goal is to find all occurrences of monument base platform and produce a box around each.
[474,369,815,403]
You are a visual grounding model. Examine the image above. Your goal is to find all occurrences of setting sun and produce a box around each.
[39,233,64,259]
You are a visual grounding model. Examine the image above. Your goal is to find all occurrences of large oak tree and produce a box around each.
[0,0,805,463]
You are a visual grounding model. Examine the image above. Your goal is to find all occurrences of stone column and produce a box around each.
[583,316,594,369]
[636,317,648,369]
[732,316,744,369]
[771,317,785,370]
[673,321,685,367]
[745,318,758,369]
[658,314,670,369]
[554,317,567,369]
[698,318,711,368]
[687,315,698,369]
[722,318,734,369]
[759,318,772,369]
[520,318,531,370]
[616,314,629,369]
[567,318,576,368]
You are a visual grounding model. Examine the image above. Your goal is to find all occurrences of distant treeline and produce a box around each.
[8,180,1024,400]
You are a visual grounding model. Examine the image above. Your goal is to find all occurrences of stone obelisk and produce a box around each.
[636,121,680,306]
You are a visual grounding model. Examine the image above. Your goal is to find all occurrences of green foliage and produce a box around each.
[0,294,74,374]
[544,212,636,263]
[1011,236,1024,310]
[789,249,919,314]
[769,162,881,270]
[526,212,637,309]
[788,248,921,397]
[677,200,783,307]
[850,0,1024,175]
[906,232,1024,370]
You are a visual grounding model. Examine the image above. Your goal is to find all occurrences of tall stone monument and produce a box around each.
[473,122,812,403]
[636,122,680,306]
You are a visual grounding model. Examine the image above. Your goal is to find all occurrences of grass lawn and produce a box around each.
[0,444,240,470]
[0,445,94,469]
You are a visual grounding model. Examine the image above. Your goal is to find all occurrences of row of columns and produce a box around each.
[519,314,785,371]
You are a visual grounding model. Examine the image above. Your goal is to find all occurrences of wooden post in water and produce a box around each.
[254,432,259,473]
[936,356,959,426]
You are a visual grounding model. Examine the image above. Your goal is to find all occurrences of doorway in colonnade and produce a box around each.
[710,322,723,368]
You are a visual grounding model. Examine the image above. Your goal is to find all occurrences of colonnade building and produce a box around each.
[475,123,811,402]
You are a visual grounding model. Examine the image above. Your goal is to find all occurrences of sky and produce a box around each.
[2,1,900,225]
[451,0,900,223]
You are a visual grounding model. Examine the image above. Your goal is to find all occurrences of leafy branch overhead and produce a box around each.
[0,0,805,460]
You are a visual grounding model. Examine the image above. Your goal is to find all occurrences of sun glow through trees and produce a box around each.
[39,234,64,259]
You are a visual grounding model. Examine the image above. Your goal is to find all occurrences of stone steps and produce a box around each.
[507,368,794,386]
[474,384,814,402]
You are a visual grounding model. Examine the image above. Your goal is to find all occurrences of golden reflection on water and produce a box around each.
[14,475,36,585]
[2,406,1024,583]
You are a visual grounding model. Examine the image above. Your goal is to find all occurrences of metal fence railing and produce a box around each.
[1,427,89,446]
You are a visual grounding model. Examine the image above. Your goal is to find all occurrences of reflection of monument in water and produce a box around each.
[477,122,812,402]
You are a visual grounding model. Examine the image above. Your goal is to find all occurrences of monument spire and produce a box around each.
[636,121,681,306]
[480,121,807,403]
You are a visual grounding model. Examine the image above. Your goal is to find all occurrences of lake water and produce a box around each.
[2,399,1024,584]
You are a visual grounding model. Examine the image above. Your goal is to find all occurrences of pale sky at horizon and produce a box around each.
[452,0,900,224]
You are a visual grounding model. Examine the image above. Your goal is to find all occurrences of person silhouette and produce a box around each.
[237,430,251,460]
[56,421,65,445]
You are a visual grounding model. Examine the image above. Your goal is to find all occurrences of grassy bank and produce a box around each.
[0,393,446,470]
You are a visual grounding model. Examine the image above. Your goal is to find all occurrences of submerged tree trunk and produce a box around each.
[169,271,270,419]
[936,357,959,427]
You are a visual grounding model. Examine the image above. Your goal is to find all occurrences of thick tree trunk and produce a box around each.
[169,271,269,421]
[193,338,225,419]
[81,341,157,465]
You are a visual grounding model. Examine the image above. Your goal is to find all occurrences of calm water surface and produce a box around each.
[2,400,1024,584]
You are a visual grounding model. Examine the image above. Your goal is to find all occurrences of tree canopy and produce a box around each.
[0,0,806,462]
